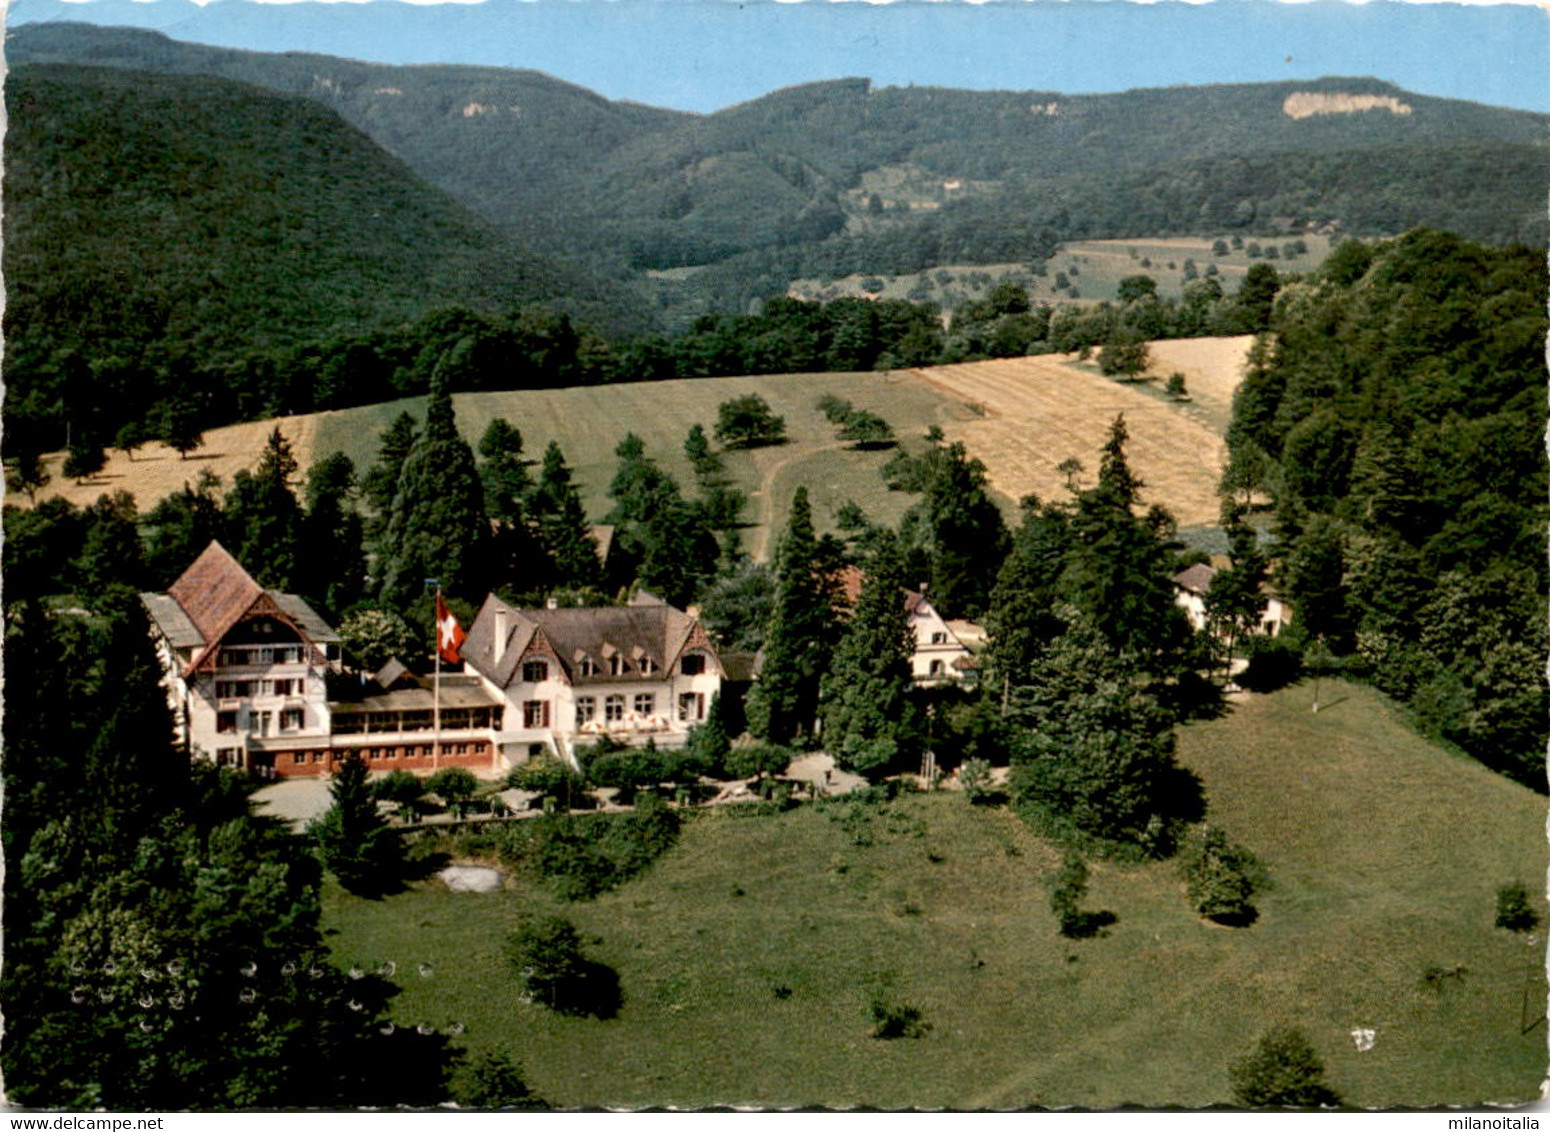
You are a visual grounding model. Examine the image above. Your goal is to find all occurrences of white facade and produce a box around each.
[905,593,979,683]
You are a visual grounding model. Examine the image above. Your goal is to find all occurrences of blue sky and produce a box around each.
[9,0,1549,114]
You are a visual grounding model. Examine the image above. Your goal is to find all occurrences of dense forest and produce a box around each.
[1224,229,1547,788]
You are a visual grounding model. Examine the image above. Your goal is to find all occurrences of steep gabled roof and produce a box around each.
[462,595,712,688]
[167,541,264,646]
[1172,563,1217,596]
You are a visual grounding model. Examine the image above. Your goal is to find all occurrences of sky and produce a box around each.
[7,0,1549,114]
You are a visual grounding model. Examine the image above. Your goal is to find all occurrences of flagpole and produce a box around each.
[433,585,442,772]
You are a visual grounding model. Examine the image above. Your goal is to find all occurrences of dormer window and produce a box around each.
[680,653,706,676]
[930,631,948,645]
[639,657,657,676]
[608,655,628,677]
[523,660,549,683]
[579,657,600,677]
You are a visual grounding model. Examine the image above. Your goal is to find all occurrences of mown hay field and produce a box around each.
[323,679,1546,1109]
[34,339,1254,550]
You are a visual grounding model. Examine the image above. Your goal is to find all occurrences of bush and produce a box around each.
[426,767,480,816]
[526,796,681,901]
[507,755,581,804]
[372,769,426,812]
[452,1052,540,1109]
[1047,851,1116,938]
[1178,824,1264,926]
[868,992,930,1040]
[714,394,786,449]
[1236,635,1303,692]
[959,757,995,805]
[504,915,620,1018]
[723,741,792,782]
[1229,1027,1340,1108]
[1495,883,1539,933]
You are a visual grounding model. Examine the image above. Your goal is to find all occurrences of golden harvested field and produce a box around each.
[30,336,1253,545]
[914,338,1252,529]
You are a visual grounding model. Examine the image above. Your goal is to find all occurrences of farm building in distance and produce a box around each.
[1171,563,1293,638]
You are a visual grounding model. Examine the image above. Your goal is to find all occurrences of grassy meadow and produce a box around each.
[323,679,1546,1108]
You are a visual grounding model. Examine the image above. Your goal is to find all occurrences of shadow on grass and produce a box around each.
[1060,910,1118,939]
[553,961,624,1020]
[1204,906,1260,929]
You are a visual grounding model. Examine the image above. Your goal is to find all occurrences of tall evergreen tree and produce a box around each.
[819,531,920,777]
[982,495,1072,699]
[1202,505,1269,678]
[531,441,604,592]
[920,441,1011,618]
[478,418,535,528]
[746,487,831,745]
[314,751,401,897]
[377,374,490,606]
[299,453,367,618]
[605,434,717,606]
[142,470,225,586]
[224,426,303,590]
[361,411,419,562]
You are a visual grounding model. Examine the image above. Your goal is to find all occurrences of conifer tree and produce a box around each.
[605,434,717,606]
[920,441,1010,618]
[300,453,367,618]
[224,426,303,590]
[143,470,225,586]
[478,418,535,527]
[314,751,401,897]
[1203,505,1269,678]
[377,374,490,605]
[819,531,920,777]
[531,441,604,591]
[746,487,831,744]
[982,495,1071,697]
[362,412,419,532]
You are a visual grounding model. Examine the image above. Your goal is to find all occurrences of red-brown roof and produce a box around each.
[167,541,265,648]
[833,565,929,614]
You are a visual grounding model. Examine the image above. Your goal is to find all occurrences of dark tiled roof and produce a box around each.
[719,651,759,682]
[1172,564,1217,595]
[463,595,709,688]
[167,541,264,647]
[270,591,340,643]
[140,592,204,649]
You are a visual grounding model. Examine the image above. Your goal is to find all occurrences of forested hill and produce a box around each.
[1225,229,1548,789]
[12,22,1548,308]
[2,62,645,454]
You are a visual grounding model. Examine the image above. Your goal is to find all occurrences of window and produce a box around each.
[293,752,306,765]
[524,700,551,729]
[678,693,704,723]
[216,680,256,699]
[217,747,241,766]
[928,660,946,676]
[579,658,600,677]
[576,697,597,725]
[253,711,272,737]
[633,693,655,717]
[217,711,239,734]
[608,655,627,677]
[639,657,657,675]
[930,631,948,645]
[312,751,325,763]
[604,695,625,723]
[270,678,300,697]
[280,708,304,732]
[680,653,705,676]
[523,660,549,683]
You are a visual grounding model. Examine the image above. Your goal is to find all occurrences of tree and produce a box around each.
[313,751,401,897]
[478,418,535,527]
[62,436,106,484]
[746,488,832,744]
[1178,824,1263,925]
[1202,508,1269,678]
[531,441,604,591]
[338,606,420,672]
[505,915,615,1016]
[1007,611,1199,854]
[1097,329,1151,380]
[722,741,790,783]
[918,440,1011,618]
[143,470,225,585]
[300,452,366,617]
[1495,883,1538,933]
[74,491,146,597]
[714,394,786,449]
[427,766,479,817]
[377,373,491,605]
[1116,274,1158,303]
[820,532,920,777]
[684,693,734,776]
[605,434,718,607]
[1229,1027,1341,1108]
[113,419,150,463]
[1236,263,1281,332]
[362,412,419,536]
[224,426,303,591]
[453,1053,538,1109]
[5,448,51,504]
[159,397,205,460]
[697,560,775,654]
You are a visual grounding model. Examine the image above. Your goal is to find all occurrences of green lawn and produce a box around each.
[322,679,1545,1108]
[312,372,982,559]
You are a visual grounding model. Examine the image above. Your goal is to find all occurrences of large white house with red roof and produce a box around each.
[140,543,724,777]
[833,565,982,685]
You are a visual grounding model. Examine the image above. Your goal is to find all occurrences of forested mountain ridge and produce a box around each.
[2,62,644,456]
[12,22,1548,304]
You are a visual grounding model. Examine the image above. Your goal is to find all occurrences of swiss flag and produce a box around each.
[436,592,467,666]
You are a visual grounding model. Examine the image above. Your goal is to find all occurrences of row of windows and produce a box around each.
[564,692,705,727]
[285,742,489,766]
[216,708,306,735]
[217,645,306,667]
[520,652,708,683]
[215,677,306,699]
[331,707,503,736]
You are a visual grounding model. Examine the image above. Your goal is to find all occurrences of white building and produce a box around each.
[1172,563,1293,639]
[460,591,725,767]
[835,566,981,684]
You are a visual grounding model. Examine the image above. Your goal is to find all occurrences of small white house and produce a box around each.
[1171,563,1293,638]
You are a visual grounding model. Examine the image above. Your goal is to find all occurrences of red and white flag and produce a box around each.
[436,592,466,666]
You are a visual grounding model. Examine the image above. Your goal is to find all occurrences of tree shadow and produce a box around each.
[1060,910,1118,939]
[555,961,623,1020]
[1158,764,1208,827]
[1205,906,1260,929]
